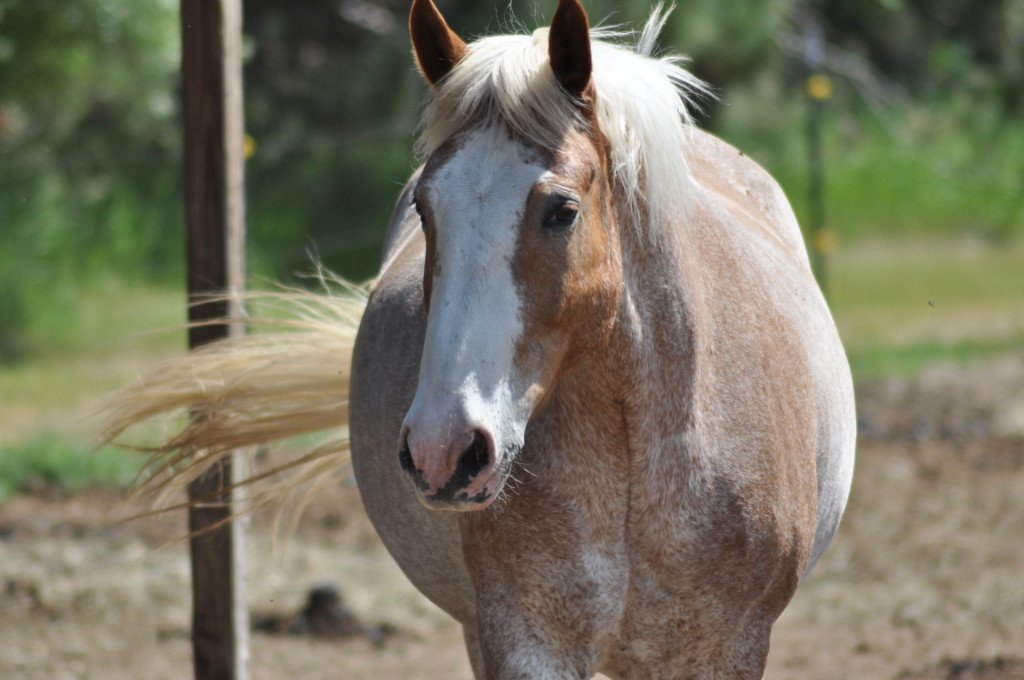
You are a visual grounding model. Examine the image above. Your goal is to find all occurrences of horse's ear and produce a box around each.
[548,0,592,98]
[409,0,467,86]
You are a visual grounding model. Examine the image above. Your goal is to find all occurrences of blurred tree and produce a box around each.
[0,0,181,268]
[241,0,417,278]
[0,0,180,360]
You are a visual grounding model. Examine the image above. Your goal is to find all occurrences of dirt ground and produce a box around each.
[2,354,1023,680]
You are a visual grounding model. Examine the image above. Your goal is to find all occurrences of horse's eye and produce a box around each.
[543,201,579,229]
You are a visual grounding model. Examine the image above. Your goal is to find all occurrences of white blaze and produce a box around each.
[407,126,549,457]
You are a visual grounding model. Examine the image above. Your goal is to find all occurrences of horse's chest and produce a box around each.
[549,519,743,673]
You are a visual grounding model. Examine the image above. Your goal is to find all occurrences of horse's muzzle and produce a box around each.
[398,421,502,510]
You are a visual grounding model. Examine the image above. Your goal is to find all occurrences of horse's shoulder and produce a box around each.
[687,129,809,269]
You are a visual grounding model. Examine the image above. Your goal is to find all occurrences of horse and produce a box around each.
[104,1,856,677]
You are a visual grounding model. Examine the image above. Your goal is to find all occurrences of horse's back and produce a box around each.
[688,130,810,270]
[689,129,856,571]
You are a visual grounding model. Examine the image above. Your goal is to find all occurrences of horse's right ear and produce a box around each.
[409,0,467,86]
[548,0,592,97]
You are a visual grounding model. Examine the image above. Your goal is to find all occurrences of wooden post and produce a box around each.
[181,0,249,679]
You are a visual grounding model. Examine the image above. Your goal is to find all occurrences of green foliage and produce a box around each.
[0,0,181,361]
[0,432,140,501]
[0,0,182,259]
[721,111,1024,243]
[0,252,28,360]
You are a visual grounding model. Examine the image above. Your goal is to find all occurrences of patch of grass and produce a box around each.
[814,122,1020,240]
[18,275,187,360]
[0,432,142,501]
[848,335,1024,380]
[830,238,1024,379]
[0,282,185,443]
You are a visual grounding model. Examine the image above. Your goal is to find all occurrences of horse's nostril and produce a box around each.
[455,430,491,481]
[398,434,415,474]
[398,433,431,492]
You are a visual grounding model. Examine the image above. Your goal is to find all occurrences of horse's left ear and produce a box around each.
[548,0,592,98]
[409,0,467,86]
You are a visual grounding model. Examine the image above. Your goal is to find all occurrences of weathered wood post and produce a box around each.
[181,0,249,678]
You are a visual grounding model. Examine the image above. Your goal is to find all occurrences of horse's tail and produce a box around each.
[99,278,367,513]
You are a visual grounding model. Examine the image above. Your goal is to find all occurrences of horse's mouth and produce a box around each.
[419,465,509,512]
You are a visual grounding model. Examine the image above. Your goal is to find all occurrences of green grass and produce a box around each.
[0,432,141,501]
[829,238,1024,378]
[0,282,184,486]
[0,279,179,500]
[0,282,184,424]
[846,336,1024,380]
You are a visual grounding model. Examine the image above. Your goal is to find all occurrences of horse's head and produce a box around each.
[398,0,623,510]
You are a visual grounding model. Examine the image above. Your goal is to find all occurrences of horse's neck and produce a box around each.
[525,209,713,502]
[607,217,713,487]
